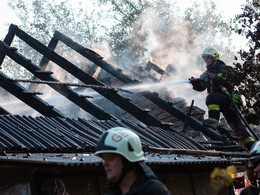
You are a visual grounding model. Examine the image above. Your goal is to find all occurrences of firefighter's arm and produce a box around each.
[221,66,234,81]
[189,77,206,92]
[218,66,234,89]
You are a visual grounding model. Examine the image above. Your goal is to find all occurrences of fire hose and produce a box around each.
[189,77,259,140]
[11,79,133,94]
[221,87,259,141]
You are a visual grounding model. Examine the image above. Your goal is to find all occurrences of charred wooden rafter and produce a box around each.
[135,65,158,82]
[51,30,233,145]
[22,91,43,95]
[34,70,53,75]
[145,61,168,77]
[28,35,59,91]
[0,26,15,66]
[0,106,10,115]
[0,40,115,121]
[0,71,64,117]
[183,100,194,134]
[3,25,172,129]
[12,79,132,93]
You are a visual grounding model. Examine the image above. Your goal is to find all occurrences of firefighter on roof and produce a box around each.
[190,46,255,150]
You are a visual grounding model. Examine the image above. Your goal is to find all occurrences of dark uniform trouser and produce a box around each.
[206,92,255,149]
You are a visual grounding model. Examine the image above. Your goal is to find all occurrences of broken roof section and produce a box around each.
[0,115,249,168]
[0,115,203,152]
[0,24,246,151]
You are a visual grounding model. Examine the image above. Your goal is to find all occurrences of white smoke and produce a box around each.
[0,0,246,119]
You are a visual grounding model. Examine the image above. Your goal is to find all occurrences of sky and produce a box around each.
[0,0,21,39]
[0,0,247,40]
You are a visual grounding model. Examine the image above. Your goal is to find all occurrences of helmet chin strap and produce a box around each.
[117,169,127,184]
[206,59,216,69]
[116,157,140,184]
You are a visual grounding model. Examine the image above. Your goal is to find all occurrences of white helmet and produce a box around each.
[247,141,260,186]
[201,46,220,60]
[95,127,146,162]
[250,141,260,161]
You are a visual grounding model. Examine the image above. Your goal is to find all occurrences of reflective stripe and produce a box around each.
[244,136,255,144]
[217,73,222,76]
[208,104,220,111]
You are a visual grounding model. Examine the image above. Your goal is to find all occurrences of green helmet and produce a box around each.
[95,127,146,162]
[201,47,220,60]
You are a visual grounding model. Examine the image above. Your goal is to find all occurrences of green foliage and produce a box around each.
[4,0,235,70]
[5,0,108,81]
[96,0,149,65]
[99,0,235,68]
[184,1,232,43]
[2,0,238,91]
[232,0,260,125]
[8,0,105,43]
[183,1,234,66]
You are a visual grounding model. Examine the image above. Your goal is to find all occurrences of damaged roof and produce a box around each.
[0,115,203,153]
[0,152,248,169]
[0,24,237,146]
[0,24,250,168]
[0,114,248,167]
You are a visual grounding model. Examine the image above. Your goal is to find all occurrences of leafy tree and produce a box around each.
[2,0,240,95]
[4,0,108,82]
[4,0,258,126]
[184,1,234,62]
[4,0,235,70]
[232,0,260,125]
[95,0,174,66]
[97,0,235,72]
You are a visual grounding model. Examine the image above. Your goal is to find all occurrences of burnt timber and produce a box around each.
[0,23,251,195]
[0,24,244,148]
[52,28,232,145]
[0,41,116,121]
[0,71,64,118]
[0,25,172,129]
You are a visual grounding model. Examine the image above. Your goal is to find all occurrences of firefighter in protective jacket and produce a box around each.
[190,46,255,150]
[95,127,171,194]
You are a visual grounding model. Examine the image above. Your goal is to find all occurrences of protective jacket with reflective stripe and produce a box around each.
[193,60,233,93]
[103,163,171,195]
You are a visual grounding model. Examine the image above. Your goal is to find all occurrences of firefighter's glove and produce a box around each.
[189,77,201,87]
[189,77,198,85]
[230,92,243,110]
[189,77,202,89]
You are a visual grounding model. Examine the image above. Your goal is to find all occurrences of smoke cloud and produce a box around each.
[0,0,243,119]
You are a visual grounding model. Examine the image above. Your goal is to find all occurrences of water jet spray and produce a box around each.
[121,80,190,92]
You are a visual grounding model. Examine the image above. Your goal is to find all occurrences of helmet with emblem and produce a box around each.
[95,127,146,162]
[201,46,220,60]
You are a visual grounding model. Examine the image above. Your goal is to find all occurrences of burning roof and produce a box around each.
[0,24,249,159]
